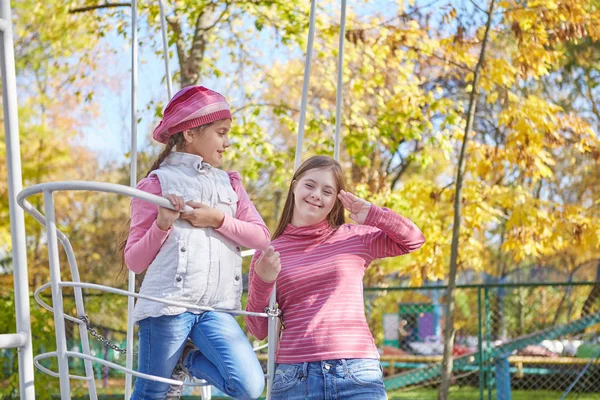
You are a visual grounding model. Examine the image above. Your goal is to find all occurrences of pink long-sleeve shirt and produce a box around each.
[246,205,425,363]
[125,171,270,273]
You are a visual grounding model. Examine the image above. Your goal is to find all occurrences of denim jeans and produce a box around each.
[130,312,264,400]
[270,358,387,400]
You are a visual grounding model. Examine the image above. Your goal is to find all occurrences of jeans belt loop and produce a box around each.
[341,358,349,377]
[302,362,309,380]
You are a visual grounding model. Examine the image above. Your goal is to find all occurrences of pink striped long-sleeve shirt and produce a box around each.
[125,171,270,273]
[246,205,425,363]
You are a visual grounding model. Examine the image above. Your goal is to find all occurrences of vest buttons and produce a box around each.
[176,276,183,282]
[235,275,241,281]
[180,246,187,252]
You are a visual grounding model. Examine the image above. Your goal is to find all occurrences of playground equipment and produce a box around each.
[16,181,281,400]
[383,303,600,398]
[0,0,350,398]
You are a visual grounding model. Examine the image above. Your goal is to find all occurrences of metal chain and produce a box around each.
[79,315,136,355]
[80,307,284,356]
[264,306,285,330]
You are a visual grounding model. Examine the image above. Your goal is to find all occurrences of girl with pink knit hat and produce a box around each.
[123,86,268,399]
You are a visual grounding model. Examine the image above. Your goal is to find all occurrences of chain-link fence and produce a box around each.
[367,282,600,399]
[3,282,599,399]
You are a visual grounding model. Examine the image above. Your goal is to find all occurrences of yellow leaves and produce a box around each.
[254,0,600,284]
[559,114,600,156]
[441,7,457,25]
[532,154,555,180]
[487,91,499,104]
[495,94,579,181]
[501,0,600,77]
[498,190,600,266]
[483,58,518,90]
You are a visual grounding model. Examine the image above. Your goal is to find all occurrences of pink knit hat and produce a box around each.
[152,85,231,144]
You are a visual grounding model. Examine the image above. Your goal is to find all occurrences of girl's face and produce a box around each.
[184,119,232,166]
[291,168,338,227]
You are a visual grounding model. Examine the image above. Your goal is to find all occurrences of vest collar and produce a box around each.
[161,151,212,172]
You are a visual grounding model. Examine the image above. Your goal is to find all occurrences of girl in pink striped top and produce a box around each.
[246,155,425,399]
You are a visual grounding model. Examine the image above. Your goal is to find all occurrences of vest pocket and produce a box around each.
[215,188,238,215]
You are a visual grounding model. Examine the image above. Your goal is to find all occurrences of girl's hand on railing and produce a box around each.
[156,194,184,231]
[180,201,225,228]
[255,246,281,283]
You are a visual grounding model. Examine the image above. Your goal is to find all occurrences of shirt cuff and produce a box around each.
[251,273,276,292]
[150,220,172,239]
[215,214,231,234]
[364,203,385,226]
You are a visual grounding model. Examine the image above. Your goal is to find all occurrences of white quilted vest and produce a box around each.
[132,152,243,322]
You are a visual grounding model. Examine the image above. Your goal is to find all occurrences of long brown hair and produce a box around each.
[272,155,346,240]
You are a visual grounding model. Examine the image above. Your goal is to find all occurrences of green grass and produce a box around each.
[387,387,599,399]
[67,388,600,400]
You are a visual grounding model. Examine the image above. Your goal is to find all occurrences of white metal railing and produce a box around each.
[17,181,279,400]
[4,0,348,398]
[0,0,36,398]
[126,1,139,395]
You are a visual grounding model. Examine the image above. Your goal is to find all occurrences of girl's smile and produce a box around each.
[291,168,338,227]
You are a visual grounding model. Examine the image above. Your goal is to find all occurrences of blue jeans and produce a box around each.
[131,312,264,400]
[270,359,387,400]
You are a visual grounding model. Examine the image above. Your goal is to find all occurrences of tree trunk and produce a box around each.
[438,1,496,398]
[180,4,221,87]
[581,260,600,317]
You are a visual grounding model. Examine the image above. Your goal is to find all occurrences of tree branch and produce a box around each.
[439,0,497,398]
[165,13,187,84]
[468,0,488,14]
[405,45,475,73]
[200,3,231,32]
[69,2,131,14]
[584,68,600,126]
[231,103,300,115]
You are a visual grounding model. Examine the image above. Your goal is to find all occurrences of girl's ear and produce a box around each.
[182,129,194,143]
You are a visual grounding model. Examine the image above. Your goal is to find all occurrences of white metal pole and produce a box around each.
[294,0,318,170]
[0,1,35,398]
[65,241,98,399]
[43,190,71,398]
[265,287,277,400]
[333,0,347,162]
[125,1,138,398]
[158,0,173,98]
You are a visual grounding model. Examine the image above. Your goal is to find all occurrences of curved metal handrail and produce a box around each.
[35,350,272,383]
[35,351,198,386]
[35,281,269,319]
[18,180,279,399]
[17,180,192,211]
[34,352,94,381]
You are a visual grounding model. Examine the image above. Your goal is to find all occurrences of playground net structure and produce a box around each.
[372,283,600,399]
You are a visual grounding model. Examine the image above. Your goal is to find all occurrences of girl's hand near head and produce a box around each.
[156,194,185,231]
[180,201,225,228]
[255,246,281,283]
[338,190,372,224]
